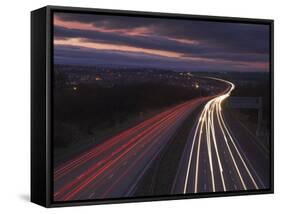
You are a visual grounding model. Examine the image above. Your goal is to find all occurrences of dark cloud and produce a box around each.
[54,25,269,64]
[55,12,269,54]
[54,45,265,72]
[55,12,156,29]
[55,45,189,65]
[54,12,270,72]
[156,21,269,54]
[54,25,209,54]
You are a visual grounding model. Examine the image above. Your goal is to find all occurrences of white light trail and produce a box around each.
[210,102,226,191]
[194,108,207,193]
[217,99,259,189]
[215,100,247,190]
[183,77,259,194]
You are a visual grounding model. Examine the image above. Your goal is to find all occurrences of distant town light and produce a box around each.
[73,86,78,91]
[95,74,102,81]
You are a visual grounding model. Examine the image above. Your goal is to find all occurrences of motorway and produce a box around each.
[54,77,269,201]
[53,95,212,201]
[172,78,268,194]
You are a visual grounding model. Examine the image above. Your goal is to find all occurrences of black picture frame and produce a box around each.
[31,5,274,207]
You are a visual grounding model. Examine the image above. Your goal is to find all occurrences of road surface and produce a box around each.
[172,78,268,194]
[54,95,212,201]
[54,77,269,201]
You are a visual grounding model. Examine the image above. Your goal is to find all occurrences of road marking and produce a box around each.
[89,191,96,198]
[108,173,114,179]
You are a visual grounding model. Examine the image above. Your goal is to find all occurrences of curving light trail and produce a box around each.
[183,77,259,194]
[53,76,262,200]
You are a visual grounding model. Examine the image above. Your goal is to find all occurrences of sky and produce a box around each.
[53,12,270,72]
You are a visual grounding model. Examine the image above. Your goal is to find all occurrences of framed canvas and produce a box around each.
[31,5,274,207]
